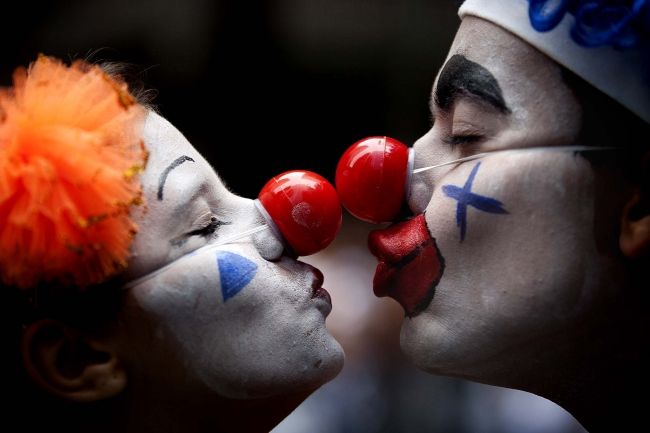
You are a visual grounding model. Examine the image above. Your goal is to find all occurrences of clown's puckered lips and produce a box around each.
[368,214,445,317]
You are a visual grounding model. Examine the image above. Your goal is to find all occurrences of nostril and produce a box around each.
[283,247,299,261]
[393,200,416,223]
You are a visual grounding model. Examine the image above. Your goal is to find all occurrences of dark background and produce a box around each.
[2,0,457,198]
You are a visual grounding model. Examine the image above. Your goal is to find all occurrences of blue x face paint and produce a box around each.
[216,250,258,302]
[442,162,508,241]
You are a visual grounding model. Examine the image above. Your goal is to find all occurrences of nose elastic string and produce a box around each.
[412,145,617,175]
[123,169,343,290]
[336,136,618,224]
[122,225,269,290]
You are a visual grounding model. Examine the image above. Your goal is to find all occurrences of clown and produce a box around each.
[338,0,650,431]
[1,56,343,432]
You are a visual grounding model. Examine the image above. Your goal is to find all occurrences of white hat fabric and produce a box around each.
[458,0,650,123]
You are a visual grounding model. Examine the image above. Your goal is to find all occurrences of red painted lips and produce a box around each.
[368,214,445,317]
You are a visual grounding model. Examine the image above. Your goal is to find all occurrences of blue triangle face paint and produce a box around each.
[216,251,258,302]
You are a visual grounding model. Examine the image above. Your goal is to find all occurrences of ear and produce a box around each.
[620,156,650,259]
[21,319,127,402]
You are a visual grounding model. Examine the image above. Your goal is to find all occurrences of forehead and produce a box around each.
[440,16,582,138]
[142,111,201,170]
[446,16,560,88]
[139,111,221,199]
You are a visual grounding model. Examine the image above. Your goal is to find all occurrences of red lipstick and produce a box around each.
[368,214,444,317]
[310,267,332,316]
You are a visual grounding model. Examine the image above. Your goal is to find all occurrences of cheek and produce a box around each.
[130,259,226,348]
[403,155,607,372]
[424,155,600,324]
[126,249,341,398]
[217,250,258,301]
[125,250,261,390]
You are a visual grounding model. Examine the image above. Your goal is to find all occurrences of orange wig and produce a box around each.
[0,55,147,290]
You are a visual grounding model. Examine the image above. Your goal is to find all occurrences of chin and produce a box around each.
[400,316,521,385]
[319,337,345,381]
[283,336,345,396]
[282,336,345,394]
[399,314,455,376]
[225,337,345,400]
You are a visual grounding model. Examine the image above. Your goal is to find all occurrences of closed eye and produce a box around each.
[170,216,231,248]
[187,216,231,237]
[442,133,484,146]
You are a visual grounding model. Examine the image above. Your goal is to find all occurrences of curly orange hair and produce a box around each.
[0,55,147,290]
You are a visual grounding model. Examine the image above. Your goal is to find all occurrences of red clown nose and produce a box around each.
[256,170,342,256]
[335,136,413,223]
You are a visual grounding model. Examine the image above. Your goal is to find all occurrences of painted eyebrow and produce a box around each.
[157,155,196,201]
[433,54,510,114]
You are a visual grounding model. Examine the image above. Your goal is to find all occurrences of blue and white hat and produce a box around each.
[459,0,650,123]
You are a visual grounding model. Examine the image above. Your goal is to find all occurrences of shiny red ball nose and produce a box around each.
[335,136,412,223]
[256,170,342,256]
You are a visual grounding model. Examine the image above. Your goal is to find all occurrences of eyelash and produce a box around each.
[188,216,228,237]
[442,134,483,146]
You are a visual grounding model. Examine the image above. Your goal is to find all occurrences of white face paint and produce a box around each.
[394,18,629,384]
[118,111,343,399]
